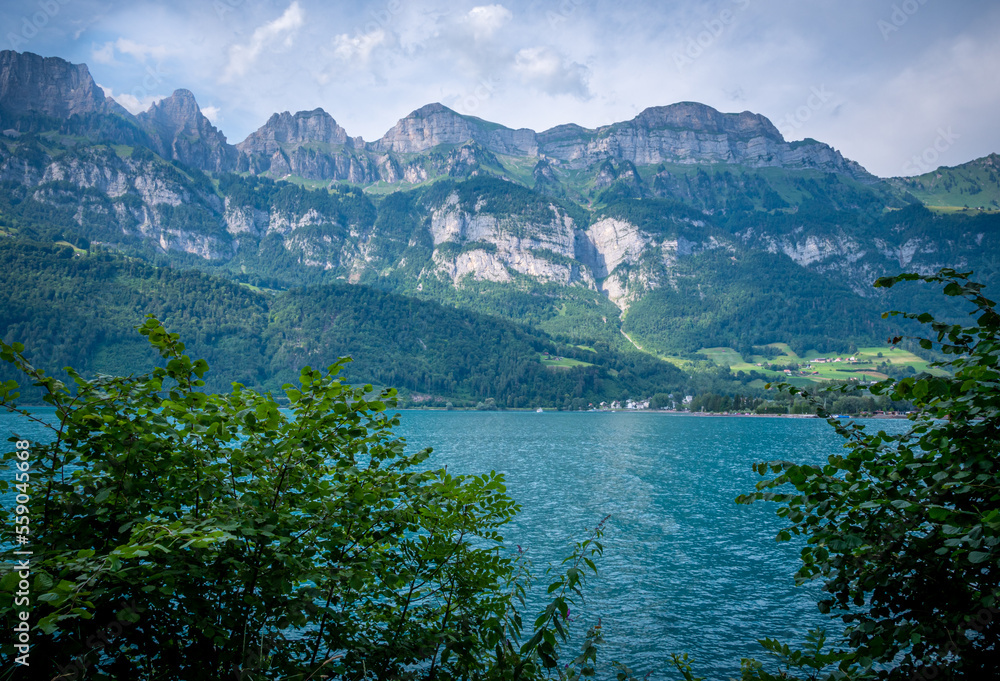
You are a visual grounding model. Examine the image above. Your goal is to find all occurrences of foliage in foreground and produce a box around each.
[739,269,1000,680]
[0,317,611,680]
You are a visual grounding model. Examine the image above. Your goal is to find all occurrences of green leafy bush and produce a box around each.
[738,269,1000,680]
[0,318,610,679]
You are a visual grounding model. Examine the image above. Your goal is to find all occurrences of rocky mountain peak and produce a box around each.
[965,152,1000,170]
[411,102,453,117]
[238,108,353,153]
[234,108,370,180]
[630,102,783,141]
[374,102,538,157]
[137,88,236,172]
[374,103,479,153]
[0,50,128,121]
[139,89,208,134]
[533,100,868,179]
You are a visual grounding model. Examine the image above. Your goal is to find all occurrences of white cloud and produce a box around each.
[463,5,512,40]
[513,47,590,99]
[98,85,166,115]
[331,28,387,62]
[223,1,304,81]
[91,41,116,65]
[114,38,171,62]
[201,105,221,124]
[826,34,1000,176]
[90,38,171,66]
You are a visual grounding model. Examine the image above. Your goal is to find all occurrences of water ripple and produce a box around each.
[394,411,909,679]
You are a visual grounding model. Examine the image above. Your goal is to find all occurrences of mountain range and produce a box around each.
[0,50,870,184]
[1,49,998,402]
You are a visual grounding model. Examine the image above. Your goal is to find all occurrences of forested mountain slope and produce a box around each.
[0,240,707,407]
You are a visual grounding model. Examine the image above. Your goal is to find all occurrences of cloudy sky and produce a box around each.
[4,0,999,177]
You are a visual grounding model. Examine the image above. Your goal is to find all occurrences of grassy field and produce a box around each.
[689,343,945,384]
[496,154,540,188]
[852,346,946,375]
[539,352,594,368]
[54,240,87,254]
[888,154,1000,210]
[237,282,278,294]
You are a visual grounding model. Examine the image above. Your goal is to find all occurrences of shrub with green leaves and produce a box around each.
[738,269,1000,680]
[0,317,608,680]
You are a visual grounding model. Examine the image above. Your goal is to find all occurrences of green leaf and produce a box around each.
[0,572,20,591]
[927,507,952,521]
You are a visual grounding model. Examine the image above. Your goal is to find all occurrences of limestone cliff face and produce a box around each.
[138,89,237,173]
[223,199,270,236]
[2,50,878,185]
[778,234,866,268]
[0,139,234,259]
[235,109,375,181]
[38,150,200,208]
[431,248,513,284]
[422,191,595,287]
[147,227,233,260]
[369,100,872,185]
[373,103,538,156]
[584,218,649,279]
[281,231,349,271]
[218,195,376,274]
[581,216,723,309]
[0,50,129,121]
[239,109,355,150]
[243,147,377,182]
[537,102,871,180]
[417,190,729,305]
[738,222,978,298]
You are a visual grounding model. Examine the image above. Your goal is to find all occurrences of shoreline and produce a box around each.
[5,405,910,420]
[395,408,911,419]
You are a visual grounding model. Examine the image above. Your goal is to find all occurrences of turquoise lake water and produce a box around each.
[1,409,911,678]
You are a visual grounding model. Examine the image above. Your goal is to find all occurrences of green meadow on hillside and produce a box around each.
[685,343,942,386]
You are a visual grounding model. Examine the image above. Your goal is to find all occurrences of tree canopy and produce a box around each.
[738,268,1000,680]
[0,317,613,679]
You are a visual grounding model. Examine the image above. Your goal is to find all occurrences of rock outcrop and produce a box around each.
[138,89,237,173]
[235,108,372,180]
[372,103,538,156]
[536,102,871,180]
[369,101,872,182]
[239,109,356,151]
[420,190,597,288]
[1,51,877,185]
[0,50,129,121]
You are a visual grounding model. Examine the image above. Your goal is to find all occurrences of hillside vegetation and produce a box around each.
[0,239,703,407]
